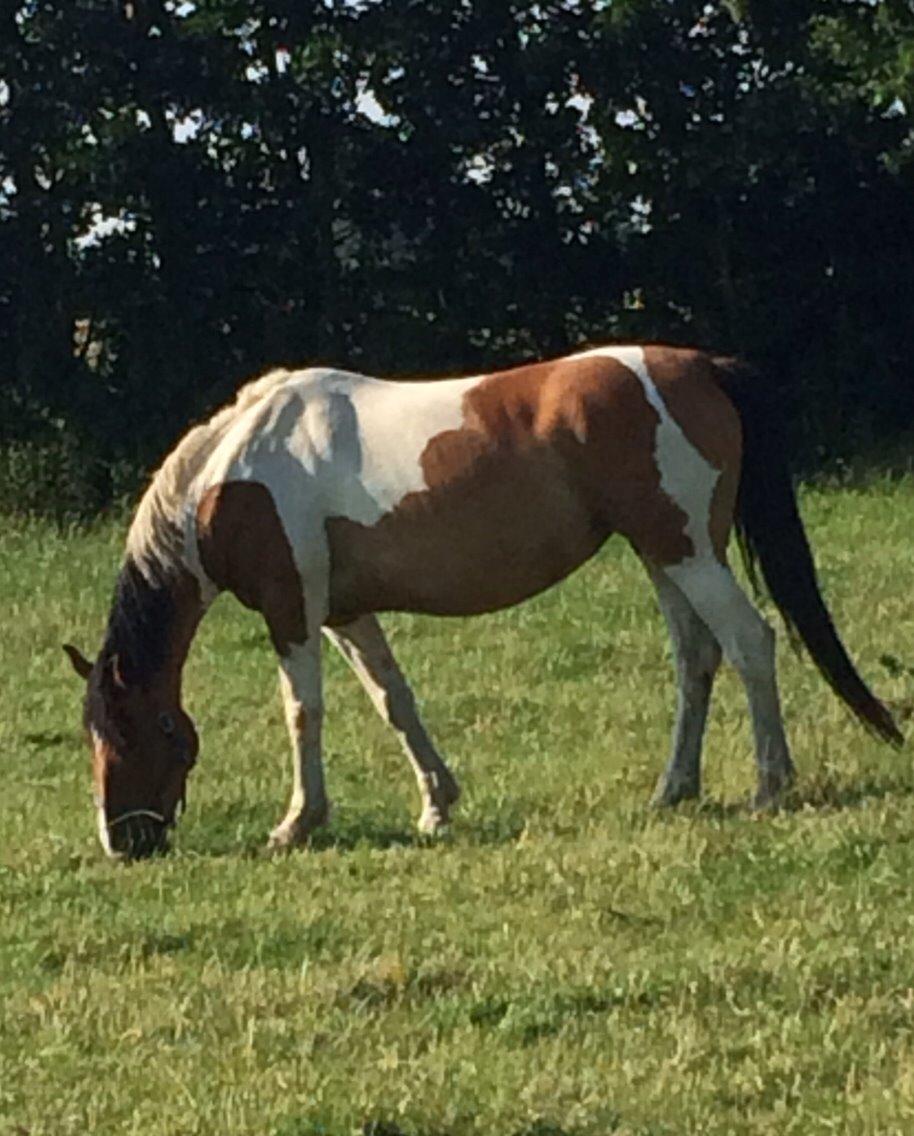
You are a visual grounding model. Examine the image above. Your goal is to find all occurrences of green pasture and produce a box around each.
[3,481,914,1135]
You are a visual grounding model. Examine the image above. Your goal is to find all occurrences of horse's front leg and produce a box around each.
[324,614,459,833]
[268,633,329,849]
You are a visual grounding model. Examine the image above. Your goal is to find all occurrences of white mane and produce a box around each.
[126,367,294,576]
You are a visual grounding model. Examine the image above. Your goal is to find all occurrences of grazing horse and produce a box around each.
[64,344,901,859]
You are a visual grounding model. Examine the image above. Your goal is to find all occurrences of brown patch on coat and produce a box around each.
[642,346,742,561]
[327,353,696,622]
[196,482,307,654]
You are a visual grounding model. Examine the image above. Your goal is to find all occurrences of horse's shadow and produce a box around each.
[277,1119,590,1136]
[309,813,528,854]
[180,773,914,858]
[784,774,914,813]
[185,803,528,859]
[366,1120,594,1136]
[650,774,914,825]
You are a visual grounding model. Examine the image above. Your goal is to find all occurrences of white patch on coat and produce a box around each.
[574,346,720,559]
[344,374,484,517]
[186,367,483,583]
[90,728,114,856]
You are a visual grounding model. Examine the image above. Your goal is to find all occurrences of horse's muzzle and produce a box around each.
[107,810,170,860]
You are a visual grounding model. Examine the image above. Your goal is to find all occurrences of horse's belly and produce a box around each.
[325,461,607,620]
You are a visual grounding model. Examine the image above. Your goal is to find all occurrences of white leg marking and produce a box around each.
[269,635,328,848]
[324,616,459,833]
[664,557,795,807]
[96,804,114,858]
[648,569,722,806]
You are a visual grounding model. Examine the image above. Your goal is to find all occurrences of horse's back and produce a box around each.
[189,347,743,623]
[328,346,743,619]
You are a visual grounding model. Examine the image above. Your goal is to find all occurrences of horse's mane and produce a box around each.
[126,367,293,577]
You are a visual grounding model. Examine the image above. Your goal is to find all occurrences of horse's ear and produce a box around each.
[63,644,93,681]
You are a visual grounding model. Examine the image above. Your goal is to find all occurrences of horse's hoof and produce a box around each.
[650,779,700,808]
[267,806,329,851]
[266,826,307,852]
[751,772,795,812]
[417,806,450,835]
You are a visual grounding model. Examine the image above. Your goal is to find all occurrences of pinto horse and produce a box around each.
[64,344,901,858]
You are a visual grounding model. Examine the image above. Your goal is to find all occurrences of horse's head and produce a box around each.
[64,644,198,859]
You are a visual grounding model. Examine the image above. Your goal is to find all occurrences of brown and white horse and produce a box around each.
[64,344,901,858]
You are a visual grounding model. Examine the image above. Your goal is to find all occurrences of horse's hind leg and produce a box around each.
[646,567,722,806]
[660,556,795,808]
[324,615,460,833]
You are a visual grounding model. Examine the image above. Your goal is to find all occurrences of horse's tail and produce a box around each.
[711,355,902,746]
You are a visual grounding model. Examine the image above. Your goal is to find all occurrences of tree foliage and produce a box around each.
[1,0,913,509]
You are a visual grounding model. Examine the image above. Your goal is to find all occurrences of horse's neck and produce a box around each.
[103,555,205,699]
[155,569,205,700]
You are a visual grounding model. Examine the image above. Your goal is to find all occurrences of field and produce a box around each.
[3,480,914,1135]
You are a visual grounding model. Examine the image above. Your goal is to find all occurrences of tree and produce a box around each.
[2,0,913,515]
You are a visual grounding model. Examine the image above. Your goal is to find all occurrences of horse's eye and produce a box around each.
[158,712,176,736]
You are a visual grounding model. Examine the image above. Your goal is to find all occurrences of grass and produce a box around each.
[4,479,914,1134]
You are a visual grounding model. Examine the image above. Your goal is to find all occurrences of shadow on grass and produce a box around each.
[648,797,746,824]
[185,802,528,859]
[164,773,914,862]
[276,1120,596,1136]
[647,773,914,825]
[21,729,72,748]
[359,1117,605,1136]
[299,811,528,854]
[38,930,194,974]
[786,774,914,812]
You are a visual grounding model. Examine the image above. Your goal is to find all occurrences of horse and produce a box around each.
[64,344,901,859]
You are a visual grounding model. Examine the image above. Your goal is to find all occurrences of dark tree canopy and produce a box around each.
[2,0,913,513]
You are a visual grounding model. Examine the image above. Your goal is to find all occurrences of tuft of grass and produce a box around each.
[3,481,914,1134]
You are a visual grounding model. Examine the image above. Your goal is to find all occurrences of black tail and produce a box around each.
[712,356,902,746]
